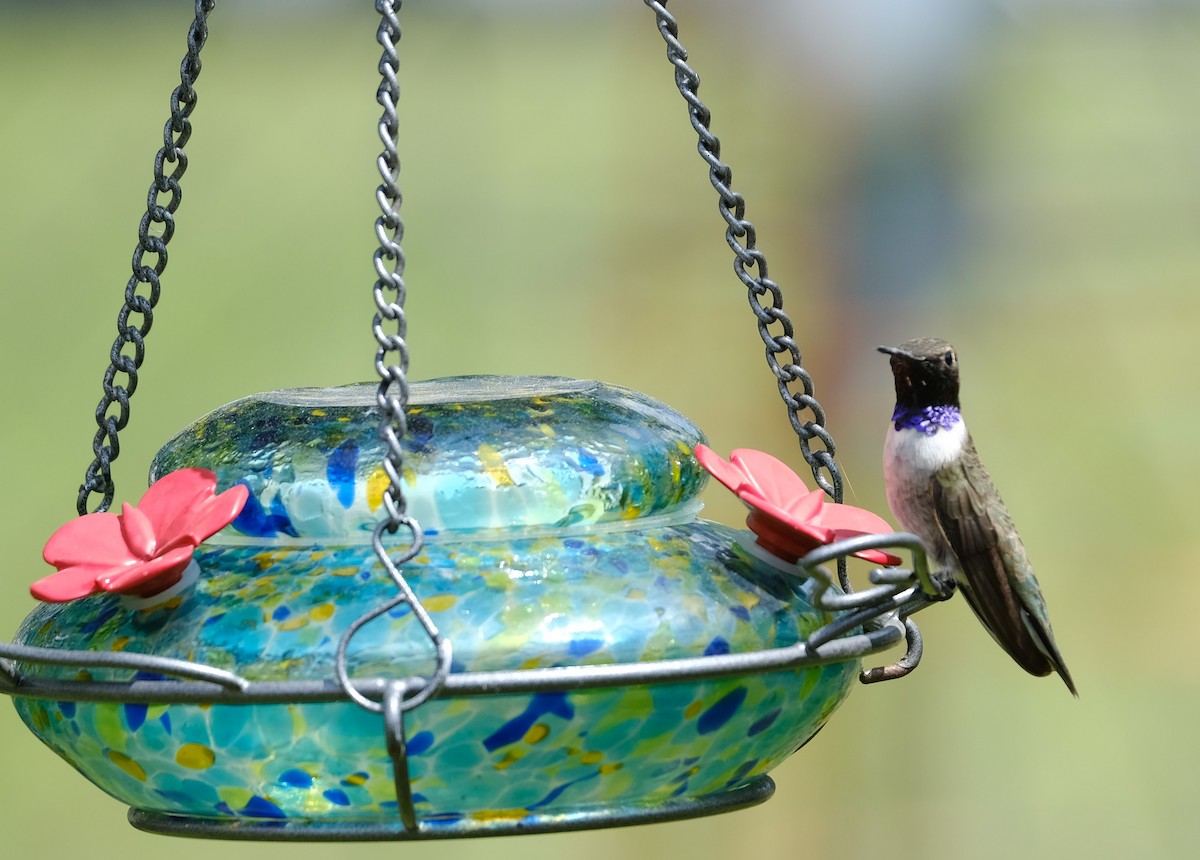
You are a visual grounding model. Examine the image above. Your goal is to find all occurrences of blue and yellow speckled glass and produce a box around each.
[11,377,860,831]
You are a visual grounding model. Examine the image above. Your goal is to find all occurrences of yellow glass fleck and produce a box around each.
[176,743,216,770]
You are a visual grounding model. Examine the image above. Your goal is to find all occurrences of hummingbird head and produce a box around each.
[877,337,961,410]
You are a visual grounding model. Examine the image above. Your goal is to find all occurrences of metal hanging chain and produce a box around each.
[335,0,452,723]
[76,0,217,515]
[643,1,843,505]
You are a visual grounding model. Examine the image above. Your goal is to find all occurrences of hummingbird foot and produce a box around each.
[929,571,957,602]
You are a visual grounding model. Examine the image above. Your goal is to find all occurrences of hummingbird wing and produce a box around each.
[931,439,1077,695]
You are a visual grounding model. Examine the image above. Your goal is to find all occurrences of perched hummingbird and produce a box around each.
[879,337,1076,695]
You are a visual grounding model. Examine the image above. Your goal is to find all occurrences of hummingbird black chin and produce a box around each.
[879,339,1077,696]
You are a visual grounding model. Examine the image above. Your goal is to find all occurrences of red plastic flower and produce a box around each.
[695,445,900,566]
[32,468,248,603]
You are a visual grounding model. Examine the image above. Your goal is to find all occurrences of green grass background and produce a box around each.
[1,2,1197,858]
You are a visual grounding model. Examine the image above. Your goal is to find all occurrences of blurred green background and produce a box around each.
[1,1,1197,858]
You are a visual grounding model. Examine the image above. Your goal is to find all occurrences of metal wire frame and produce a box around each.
[0,533,943,838]
[126,777,780,841]
[0,533,941,704]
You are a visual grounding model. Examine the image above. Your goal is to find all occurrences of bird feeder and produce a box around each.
[0,0,943,841]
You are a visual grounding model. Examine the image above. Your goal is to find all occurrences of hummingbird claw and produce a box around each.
[930,571,957,601]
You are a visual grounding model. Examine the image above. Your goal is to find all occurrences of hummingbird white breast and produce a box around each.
[882,409,968,570]
[884,412,967,474]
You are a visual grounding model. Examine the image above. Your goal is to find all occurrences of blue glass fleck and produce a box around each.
[568,638,605,658]
[278,769,313,788]
[573,448,604,477]
[425,813,466,825]
[528,772,601,811]
[79,603,120,635]
[747,707,781,737]
[269,495,299,537]
[327,438,359,508]
[241,795,287,819]
[407,731,434,756]
[704,637,731,657]
[123,703,148,732]
[483,693,574,752]
[233,485,298,538]
[697,687,748,735]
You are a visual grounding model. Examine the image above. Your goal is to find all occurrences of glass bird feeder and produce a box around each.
[0,1,945,841]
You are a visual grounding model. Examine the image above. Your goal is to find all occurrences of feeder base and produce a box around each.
[128,776,775,841]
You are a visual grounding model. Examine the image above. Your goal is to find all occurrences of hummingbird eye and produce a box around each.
[944,351,955,366]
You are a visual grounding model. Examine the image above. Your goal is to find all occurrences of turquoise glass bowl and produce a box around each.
[10,377,860,834]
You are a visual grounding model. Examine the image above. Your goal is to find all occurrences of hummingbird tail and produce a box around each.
[1021,606,1077,697]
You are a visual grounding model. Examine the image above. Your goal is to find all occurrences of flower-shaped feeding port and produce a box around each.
[695,445,899,568]
[32,469,248,603]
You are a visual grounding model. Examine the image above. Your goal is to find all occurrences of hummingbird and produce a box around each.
[879,337,1076,695]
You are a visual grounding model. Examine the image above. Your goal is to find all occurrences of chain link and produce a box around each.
[77,0,217,515]
[371,0,412,529]
[643,0,843,505]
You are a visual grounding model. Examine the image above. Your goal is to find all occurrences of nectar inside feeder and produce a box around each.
[0,0,942,843]
[14,377,876,836]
